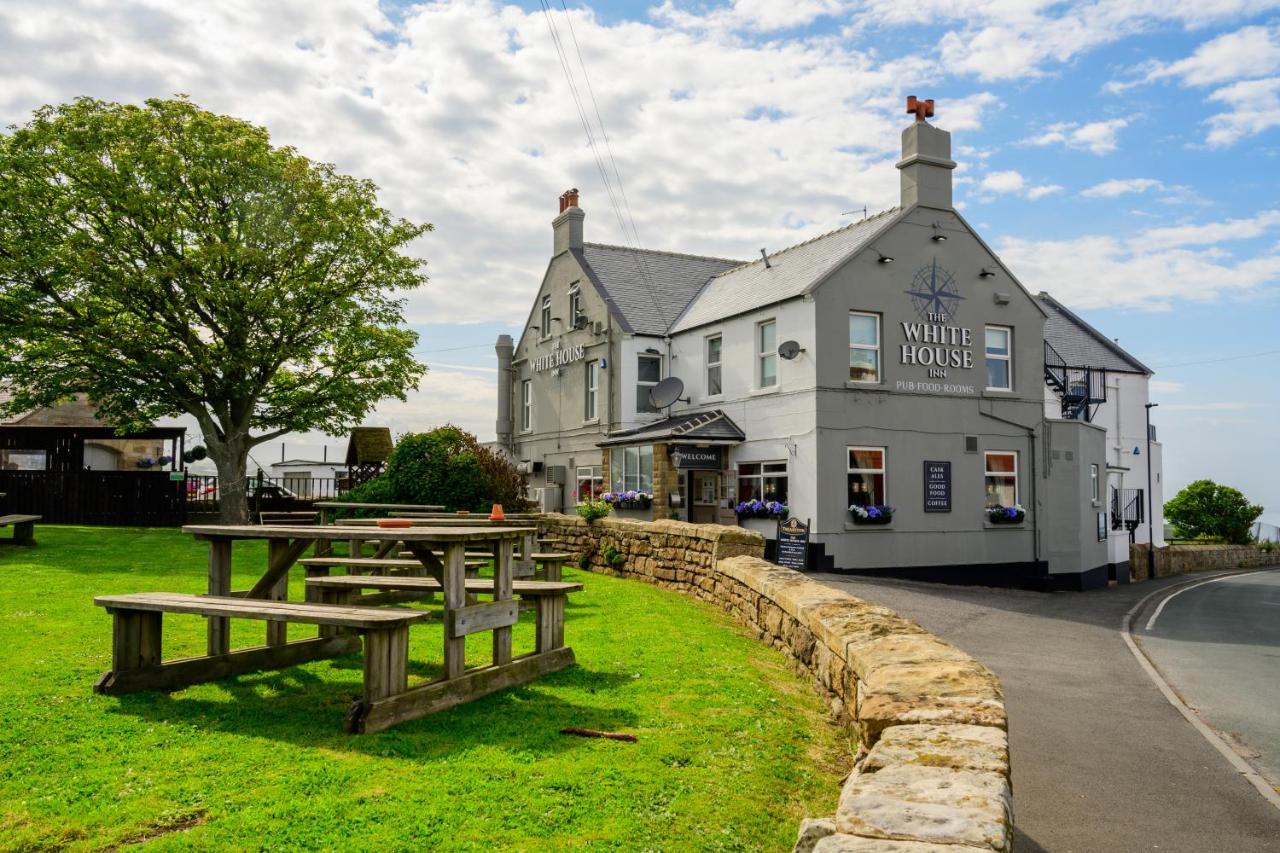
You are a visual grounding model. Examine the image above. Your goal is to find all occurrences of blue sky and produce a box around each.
[1,0,1277,522]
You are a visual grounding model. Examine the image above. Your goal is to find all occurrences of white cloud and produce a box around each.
[1108,23,1280,91]
[975,169,1061,200]
[997,209,1280,310]
[1205,77,1280,146]
[1149,380,1185,394]
[1080,178,1164,198]
[1028,119,1128,155]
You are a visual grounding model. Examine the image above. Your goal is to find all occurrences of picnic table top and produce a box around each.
[182,524,536,542]
[389,511,543,519]
[337,516,541,527]
[312,501,446,511]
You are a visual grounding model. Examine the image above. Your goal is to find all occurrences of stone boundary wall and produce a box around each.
[1129,543,1277,582]
[541,514,1014,852]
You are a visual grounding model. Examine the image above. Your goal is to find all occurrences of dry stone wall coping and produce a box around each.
[1129,542,1277,581]
[537,514,1013,852]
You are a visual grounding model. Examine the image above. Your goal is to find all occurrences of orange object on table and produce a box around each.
[376,518,413,529]
[489,503,505,521]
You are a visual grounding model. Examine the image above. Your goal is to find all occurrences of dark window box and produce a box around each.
[850,513,893,525]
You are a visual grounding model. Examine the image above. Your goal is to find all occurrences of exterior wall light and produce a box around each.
[931,223,947,242]
[979,268,996,278]
[876,250,894,264]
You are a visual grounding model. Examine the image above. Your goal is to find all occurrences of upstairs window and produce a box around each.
[539,295,552,337]
[758,320,777,388]
[520,380,532,432]
[847,447,886,507]
[984,451,1018,507]
[568,285,583,326]
[985,326,1012,391]
[636,353,662,413]
[584,359,598,421]
[848,311,881,383]
[706,335,722,396]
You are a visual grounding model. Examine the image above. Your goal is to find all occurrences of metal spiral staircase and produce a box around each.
[1044,340,1107,422]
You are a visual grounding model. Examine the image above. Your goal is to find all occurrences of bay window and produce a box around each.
[609,445,654,493]
[984,451,1018,507]
[847,447,886,507]
[848,311,881,382]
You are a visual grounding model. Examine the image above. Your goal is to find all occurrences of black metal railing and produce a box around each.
[1044,340,1107,422]
[184,475,345,514]
[1110,487,1144,536]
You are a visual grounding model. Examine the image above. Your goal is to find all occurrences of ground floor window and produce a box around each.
[609,445,654,493]
[575,465,603,503]
[737,461,788,503]
[847,447,886,506]
[984,451,1018,507]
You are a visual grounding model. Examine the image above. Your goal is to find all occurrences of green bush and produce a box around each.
[345,425,532,513]
[1164,479,1263,545]
[576,498,611,523]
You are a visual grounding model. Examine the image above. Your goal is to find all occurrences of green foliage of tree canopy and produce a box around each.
[1164,479,1263,544]
[0,97,428,521]
[352,426,531,512]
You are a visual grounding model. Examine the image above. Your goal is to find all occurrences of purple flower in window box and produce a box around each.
[850,504,894,525]
[986,504,1026,524]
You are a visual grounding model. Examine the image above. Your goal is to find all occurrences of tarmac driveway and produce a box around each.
[811,570,1280,853]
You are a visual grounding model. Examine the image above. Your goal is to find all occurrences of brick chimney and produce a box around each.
[896,96,956,210]
[553,187,584,255]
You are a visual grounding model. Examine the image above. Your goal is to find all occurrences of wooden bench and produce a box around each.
[306,575,581,655]
[0,514,39,545]
[258,511,318,526]
[299,556,487,575]
[529,551,572,582]
[92,593,430,716]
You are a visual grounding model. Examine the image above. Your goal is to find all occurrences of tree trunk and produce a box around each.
[206,438,251,524]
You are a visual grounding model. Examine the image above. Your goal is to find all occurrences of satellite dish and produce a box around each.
[777,340,805,360]
[649,376,688,410]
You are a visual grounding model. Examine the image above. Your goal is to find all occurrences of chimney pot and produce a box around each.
[552,186,585,253]
[565,188,579,209]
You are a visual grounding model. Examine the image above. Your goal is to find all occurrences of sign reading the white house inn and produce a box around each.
[895,258,977,396]
[531,342,585,372]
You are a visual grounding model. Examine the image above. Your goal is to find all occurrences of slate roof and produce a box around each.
[1038,292,1151,375]
[598,409,746,446]
[576,244,740,336]
[669,208,902,333]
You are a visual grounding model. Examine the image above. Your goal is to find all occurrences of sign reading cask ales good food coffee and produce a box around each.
[923,460,951,513]
[775,517,810,571]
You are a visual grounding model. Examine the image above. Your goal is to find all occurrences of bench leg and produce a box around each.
[535,595,566,654]
[316,586,354,638]
[363,625,408,702]
[207,540,232,656]
[544,559,563,583]
[493,539,514,666]
[442,543,466,679]
[112,610,163,671]
[13,521,35,545]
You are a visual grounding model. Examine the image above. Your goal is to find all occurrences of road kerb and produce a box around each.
[1121,570,1280,812]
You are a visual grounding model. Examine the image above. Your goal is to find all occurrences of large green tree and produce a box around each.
[0,97,428,522]
[1164,479,1263,544]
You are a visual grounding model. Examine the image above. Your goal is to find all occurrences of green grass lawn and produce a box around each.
[0,527,850,851]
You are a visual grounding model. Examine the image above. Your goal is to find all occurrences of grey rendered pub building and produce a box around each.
[495,100,1163,590]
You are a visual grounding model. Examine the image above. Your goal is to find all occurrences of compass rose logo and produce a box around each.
[907,258,964,321]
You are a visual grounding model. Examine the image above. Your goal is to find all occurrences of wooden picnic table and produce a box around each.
[177,523,567,732]
[336,516,544,574]
[312,501,446,525]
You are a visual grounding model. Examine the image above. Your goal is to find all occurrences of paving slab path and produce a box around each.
[812,569,1280,853]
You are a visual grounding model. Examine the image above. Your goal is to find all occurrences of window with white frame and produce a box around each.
[575,465,603,503]
[636,353,662,413]
[984,451,1018,507]
[848,311,881,383]
[520,380,532,432]
[758,319,777,388]
[609,445,654,492]
[847,447,886,507]
[985,326,1012,391]
[1090,463,1100,502]
[737,461,788,503]
[568,285,583,325]
[584,360,598,421]
[706,334,722,396]
[539,295,552,337]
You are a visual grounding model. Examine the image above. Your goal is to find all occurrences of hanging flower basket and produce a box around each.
[850,504,894,525]
[987,505,1026,524]
[735,499,789,520]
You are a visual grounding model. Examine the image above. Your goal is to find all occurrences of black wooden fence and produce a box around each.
[0,470,187,526]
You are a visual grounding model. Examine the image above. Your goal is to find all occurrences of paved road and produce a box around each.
[1133,570,1280,790]
[812,569,1280,853]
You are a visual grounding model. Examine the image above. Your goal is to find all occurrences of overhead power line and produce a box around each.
[1153,348,1280,370]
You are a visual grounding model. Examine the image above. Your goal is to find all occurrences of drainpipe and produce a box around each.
[980,406,1044,581]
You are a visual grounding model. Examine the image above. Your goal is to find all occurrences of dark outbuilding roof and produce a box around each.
[599,409,746,447]
[577,244,740,336]
[345,427,394,465]
[1038,292,1151,374]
